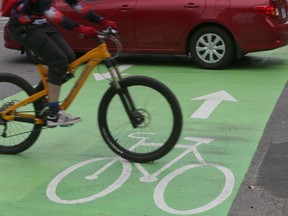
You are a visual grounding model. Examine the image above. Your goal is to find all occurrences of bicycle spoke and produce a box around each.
[0,73,43,154]
[98,76,182,162]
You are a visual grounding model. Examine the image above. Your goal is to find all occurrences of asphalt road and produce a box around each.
[1,16,288,216]
[229,82,288,216]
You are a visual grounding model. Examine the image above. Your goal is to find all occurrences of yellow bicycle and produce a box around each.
[0,29,182,163]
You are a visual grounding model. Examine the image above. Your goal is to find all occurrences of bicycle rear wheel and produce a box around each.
[98,76,182,163]
[0,73,44,154]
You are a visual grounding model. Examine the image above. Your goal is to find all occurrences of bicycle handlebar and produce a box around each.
[98,27,118,38]
[79,27,117,40]
[79,27,122,57]
[99,27,122,58]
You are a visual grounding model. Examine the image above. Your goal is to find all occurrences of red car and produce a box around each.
[3,0,288,69]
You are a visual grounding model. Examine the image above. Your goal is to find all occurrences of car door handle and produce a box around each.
[120,5,133,12]
[184,3,200,9]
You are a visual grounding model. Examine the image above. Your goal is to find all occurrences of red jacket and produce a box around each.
[9,0,103,31]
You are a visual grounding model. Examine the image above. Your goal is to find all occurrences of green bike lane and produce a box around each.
[1,48,288,216]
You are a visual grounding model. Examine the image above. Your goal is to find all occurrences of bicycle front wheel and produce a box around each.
[0,73,43,154]
[98,76,182,163]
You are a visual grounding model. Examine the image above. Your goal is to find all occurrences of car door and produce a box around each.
[134,0,205,52]
[58,0,136,51]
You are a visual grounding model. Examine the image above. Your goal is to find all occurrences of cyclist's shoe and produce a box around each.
[47,111,81,127]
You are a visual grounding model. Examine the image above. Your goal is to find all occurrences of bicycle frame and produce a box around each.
[0,28,182,161]
[0,42,113,125]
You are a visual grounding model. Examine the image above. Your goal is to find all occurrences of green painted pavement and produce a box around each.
[1,47,288,216]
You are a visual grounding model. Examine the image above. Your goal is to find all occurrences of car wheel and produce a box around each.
[25,49,43,65]
[190,26,235,69]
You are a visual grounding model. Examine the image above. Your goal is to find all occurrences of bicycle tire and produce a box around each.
[0,73,44,154]
[98,76,182,163]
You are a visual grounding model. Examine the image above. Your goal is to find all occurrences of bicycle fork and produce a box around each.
[104,58,143,128]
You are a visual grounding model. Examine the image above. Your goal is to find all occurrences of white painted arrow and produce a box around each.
[93,64,133,81]
[191,90,237,119]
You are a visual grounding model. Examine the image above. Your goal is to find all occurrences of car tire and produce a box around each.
[25,48,43,65]
[190,26,235,69]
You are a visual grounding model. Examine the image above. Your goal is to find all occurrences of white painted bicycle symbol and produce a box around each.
[46,132,235,215]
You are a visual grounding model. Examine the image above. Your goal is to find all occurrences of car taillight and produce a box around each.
[254,4,279,17]
[254,0,288,22]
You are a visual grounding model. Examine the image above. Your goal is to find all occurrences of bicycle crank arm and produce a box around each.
[13,117,44,125]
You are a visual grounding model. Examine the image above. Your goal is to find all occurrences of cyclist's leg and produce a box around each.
[41,28,80,127]
[48,30,76,63]
[11,23,80,127]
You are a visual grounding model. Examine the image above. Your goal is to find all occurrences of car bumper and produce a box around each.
[235,16,288,52]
